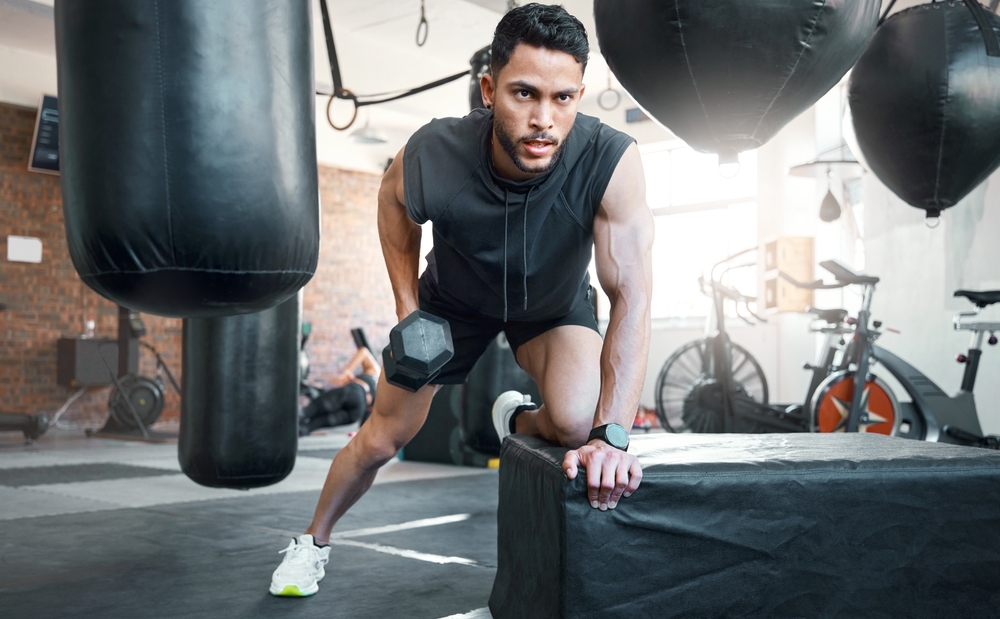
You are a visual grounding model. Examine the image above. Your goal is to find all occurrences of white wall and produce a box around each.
[0,43,55,107]
[754,108,822,404]
[637,94,826,410]
[863,170,1000,434]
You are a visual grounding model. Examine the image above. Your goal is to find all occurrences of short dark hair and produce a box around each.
[490,3,589,78]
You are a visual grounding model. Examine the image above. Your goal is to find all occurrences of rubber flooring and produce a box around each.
[0,431,497,619]
[0,474,498,619]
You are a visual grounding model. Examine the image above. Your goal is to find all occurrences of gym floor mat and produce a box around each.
[0,463,177,487]
[297,448,342,461]
[0,472,499,619]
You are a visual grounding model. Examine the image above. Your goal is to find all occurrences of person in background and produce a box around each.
[299,346,380,436]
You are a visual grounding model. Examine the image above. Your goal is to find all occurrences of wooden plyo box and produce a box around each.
[762,236,814,313]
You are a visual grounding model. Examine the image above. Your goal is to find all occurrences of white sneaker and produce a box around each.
[492,390,534,442]
[269,534,331,597]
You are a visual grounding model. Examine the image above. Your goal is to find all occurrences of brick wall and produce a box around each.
[0,101,393,428]
[0,103,184,427]
[304,167,395,384]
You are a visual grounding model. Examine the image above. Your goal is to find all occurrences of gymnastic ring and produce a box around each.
[327,90,359,131]
[598,88,621,111]
[416,16,429,47]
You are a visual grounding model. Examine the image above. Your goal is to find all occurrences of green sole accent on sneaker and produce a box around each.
[274,585,312,597]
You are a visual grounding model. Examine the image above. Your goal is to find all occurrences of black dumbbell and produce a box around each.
[382,311,454,392]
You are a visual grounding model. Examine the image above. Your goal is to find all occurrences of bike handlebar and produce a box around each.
[778,271,850,290]
[710,247,757,283]
[701,277,754,303]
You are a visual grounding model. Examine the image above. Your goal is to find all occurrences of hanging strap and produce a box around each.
[319,0,348,98]
[964,0,1000,57]
[877,0,898,26]
[318,0,471,130]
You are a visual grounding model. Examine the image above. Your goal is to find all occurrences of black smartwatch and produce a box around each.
[588,423,630,451]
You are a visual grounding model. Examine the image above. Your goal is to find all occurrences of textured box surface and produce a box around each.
[490,433,1000,619]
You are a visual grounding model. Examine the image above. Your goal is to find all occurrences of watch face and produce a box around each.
[606,424,629,448]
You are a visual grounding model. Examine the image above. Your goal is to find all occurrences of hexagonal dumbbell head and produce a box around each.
[389,311,454,375]
[382,343,427,392]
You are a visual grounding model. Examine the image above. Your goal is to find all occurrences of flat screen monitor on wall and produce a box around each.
[28,94,59,175]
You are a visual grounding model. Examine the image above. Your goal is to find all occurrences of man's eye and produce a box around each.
[518,90,531,98]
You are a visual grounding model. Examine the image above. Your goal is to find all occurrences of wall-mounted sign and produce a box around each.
[7,236,43,264]
[28,94,59,175]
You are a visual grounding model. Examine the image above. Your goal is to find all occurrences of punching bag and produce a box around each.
[55,0,319,318]
[461,334,542,457]
[594,0,881,161]
[848,1,1000,219]
[179,295,300,489]
[469,45,491,111]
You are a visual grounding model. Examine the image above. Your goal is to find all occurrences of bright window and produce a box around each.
[641,143,759,319]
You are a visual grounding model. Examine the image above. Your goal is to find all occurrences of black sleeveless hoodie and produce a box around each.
[403,108,633,322]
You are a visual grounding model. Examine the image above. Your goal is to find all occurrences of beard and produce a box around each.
[493,114,570,175]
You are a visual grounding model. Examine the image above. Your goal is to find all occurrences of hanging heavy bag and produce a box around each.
[594,0,881,162]
[469,46,491,111]
[178,294,300,489]
[848,1,1000,219]
[55,0,319,318]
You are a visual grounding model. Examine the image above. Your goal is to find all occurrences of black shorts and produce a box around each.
[419,283,600,385]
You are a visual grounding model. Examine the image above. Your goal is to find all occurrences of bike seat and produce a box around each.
[954,290,1000,308]
[819,259,880,285]
[807,307,848,324]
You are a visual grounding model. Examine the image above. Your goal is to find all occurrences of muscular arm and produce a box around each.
[592,142,654,430]
[561,142,652,510]
[377,147,423,322]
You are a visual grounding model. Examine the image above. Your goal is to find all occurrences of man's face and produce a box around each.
[482,44,585,178]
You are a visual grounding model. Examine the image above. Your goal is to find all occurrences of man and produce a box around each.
[270,3,652,597]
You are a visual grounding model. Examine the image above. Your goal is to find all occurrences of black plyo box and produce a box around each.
[490,433,1000,619]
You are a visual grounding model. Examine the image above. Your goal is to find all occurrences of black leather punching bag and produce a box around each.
[469,46,491,111]
[179,295,300,489]
[594,0,881,161]
[849,1,1000,219]
[461,334,542,458]
[55,0,319,318]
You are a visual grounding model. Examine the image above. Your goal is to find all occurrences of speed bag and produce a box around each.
[179,294,301,489]
[55,0,320,318]
[594,0,881,161]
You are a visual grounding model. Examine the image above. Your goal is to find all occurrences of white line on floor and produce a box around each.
[330,538,480,566]
[331,513,471,539]
[438,609,492,619]
[245,513,485,567]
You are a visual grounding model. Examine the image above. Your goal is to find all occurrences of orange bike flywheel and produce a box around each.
[812,372,898,435]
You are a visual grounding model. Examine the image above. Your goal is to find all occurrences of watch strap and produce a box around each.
[588,423,629,451]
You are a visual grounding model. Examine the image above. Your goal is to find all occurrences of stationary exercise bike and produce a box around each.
[88,307,180,440]
[801,261,1000,447]
[655,254,1000,448]
[654,250,852,433]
